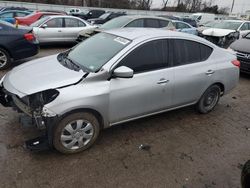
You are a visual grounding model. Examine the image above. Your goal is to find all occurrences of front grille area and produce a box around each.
[236,51,250,73]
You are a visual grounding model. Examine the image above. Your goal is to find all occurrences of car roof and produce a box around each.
[104,28,199,41]
[45,15,82,19]
[0,10,29,13]
[119,15,171,21]
[223,20,245,23]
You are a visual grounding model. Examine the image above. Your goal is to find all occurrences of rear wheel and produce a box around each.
[196,85,221,114]
[0,48,11,70]
[53,112,100,154]
[242,160,250,188]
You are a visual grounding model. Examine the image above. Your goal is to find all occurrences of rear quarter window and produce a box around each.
[172,39,213,66]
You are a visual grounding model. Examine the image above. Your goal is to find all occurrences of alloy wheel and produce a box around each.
[0,50,7,68]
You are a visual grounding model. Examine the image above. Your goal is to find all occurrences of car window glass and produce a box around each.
[16,12,27,17]
[240,23,248,31]
[178,22,190,29]
[172,39,212,66]
[200,43,213,61]
[78,20,86,27]
[125,19,144,27]
[159,20,169,27]
[0,12,13,18]
[45,18,63,28]
[65,18,82,27]
[118,40,168,73]
[145,19,160,28]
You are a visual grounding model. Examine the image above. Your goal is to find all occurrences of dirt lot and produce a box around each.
[0,45,250,188]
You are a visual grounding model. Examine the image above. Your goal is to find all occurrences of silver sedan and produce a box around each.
[0,28,239,154]
[31,15,96,44]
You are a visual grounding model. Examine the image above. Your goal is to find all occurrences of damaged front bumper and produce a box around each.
[202,33,239,48]
[0,86,59,151]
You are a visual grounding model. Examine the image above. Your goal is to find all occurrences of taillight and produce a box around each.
[232,60,240,67]
[24,33,35,41]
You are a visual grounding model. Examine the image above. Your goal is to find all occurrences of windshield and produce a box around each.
[67,33,131,72]
[100,16,132,30]
[212,21,242,30]
[99,12,110,19]
[30,17,49,27]
[203,21,218,27]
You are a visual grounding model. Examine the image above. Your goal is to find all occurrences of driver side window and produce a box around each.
[117,40,169,73]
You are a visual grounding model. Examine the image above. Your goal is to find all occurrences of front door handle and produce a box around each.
[58,30,62,32]
[157,79,169,85]
[206,70,215,75]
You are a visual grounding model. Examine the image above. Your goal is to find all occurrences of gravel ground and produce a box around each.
[0,45,250,188]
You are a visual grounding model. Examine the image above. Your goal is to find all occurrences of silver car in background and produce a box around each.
[31,15,96,44]
[0,28,239,154]
[77,15,176,42]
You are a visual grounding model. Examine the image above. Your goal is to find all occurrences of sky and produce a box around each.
[151,0,250,14]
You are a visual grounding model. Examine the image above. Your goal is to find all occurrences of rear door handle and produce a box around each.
[157,79,169,85]
[206,70,215,75]
[58,30,62,32]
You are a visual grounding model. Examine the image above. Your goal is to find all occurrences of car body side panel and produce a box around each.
[109,68,174,123]
[172,59,216,106]
[45,73,110,127]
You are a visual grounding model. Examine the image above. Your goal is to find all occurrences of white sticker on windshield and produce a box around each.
[114,37,130,45]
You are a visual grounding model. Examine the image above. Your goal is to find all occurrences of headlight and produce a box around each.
[27,89,59,109]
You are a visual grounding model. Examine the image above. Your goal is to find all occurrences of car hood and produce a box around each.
[3,55,85,97]
[230,38,250,53]
[202,28,236,37]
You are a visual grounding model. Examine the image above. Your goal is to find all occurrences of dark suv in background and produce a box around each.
[72,9,105,20]
[88,11,126,25]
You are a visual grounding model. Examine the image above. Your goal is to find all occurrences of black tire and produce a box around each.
[53,112,100,154]
[241,160,250,188]
[0,48,11,70]
[196,85,221,114]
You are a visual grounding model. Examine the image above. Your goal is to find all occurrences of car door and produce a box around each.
[36,18,63,43]
[63,18,87,42]
[109,39,174,124]
[170,39,215,107]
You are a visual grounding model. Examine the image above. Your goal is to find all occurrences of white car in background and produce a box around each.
[31,15,97,44]
[201,20,250,48]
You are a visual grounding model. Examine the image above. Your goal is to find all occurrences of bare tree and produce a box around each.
[231,0,235,12]
[162,0,169,10]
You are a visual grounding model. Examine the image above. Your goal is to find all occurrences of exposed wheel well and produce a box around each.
[60,108,104,129]
[213,82,225,95]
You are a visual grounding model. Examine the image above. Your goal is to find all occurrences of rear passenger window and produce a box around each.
[125,19,144,27]
[159,20,169,27]
[145,19,160,28]
[200,43,213,61]
[118,40,169,73]
[172,39,213,66]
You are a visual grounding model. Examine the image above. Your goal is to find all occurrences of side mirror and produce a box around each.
[41,24,48,29]
[113,66,133,78]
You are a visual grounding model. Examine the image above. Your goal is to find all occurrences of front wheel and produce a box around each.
[196,85,221,114]
[53,112,100,154]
